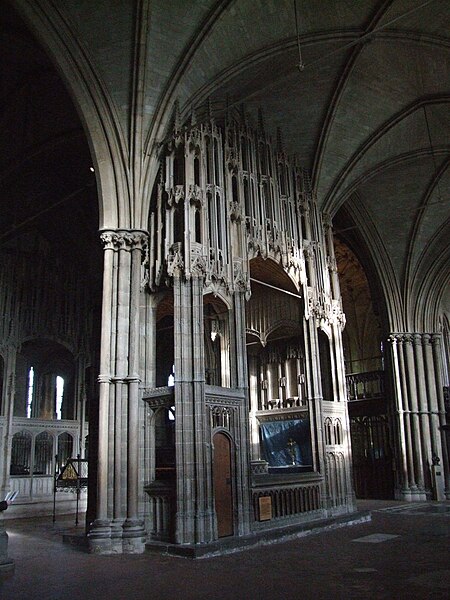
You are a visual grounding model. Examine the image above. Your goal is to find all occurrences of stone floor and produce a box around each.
[1,500,449,600]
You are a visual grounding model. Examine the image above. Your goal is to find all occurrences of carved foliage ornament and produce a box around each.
[100,230,148,252]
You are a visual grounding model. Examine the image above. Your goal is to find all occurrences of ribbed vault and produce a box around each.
[4,0,449,330]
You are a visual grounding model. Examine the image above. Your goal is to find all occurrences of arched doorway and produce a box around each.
[213,432,233,538]
[333,229,394,499]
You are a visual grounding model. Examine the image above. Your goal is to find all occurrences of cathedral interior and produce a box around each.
[0,0,448,556]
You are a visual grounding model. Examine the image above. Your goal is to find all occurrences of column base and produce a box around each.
[397,487,428,502]
[87,519,116,554]
[88,518,146,554]
[122,518,145,554]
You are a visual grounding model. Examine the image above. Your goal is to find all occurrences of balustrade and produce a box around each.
[252,481,321,521]
[346,370,385,401]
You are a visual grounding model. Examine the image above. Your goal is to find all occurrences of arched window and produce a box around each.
[195,209,201,243]
[232,176,239,205]
[324,417,333,445]
[205,137,211,183]
[173,206,184,243]
[263,181,272,221]
[216,193,223,249]
[156,314,174,388]
[243,179,250,216]
[207,191,214,244]
[318,330,334,401]
[278,163,286,195]
[194,156,200,186]
[334,419,342,445]
[241,136,248,171]
[34,431,53,475]
[173,147,185,186]
[10,430,32,475]
[214,138,220,184]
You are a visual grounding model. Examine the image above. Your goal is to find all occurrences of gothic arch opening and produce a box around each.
[0,6,102,511]
[14,339,76,421]
[247,258,312,473]
[333,212,394,499]
[204,294,230,388]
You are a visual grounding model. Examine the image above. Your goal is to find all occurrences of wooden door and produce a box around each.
[350,414,394,499]
[213,432,233,538]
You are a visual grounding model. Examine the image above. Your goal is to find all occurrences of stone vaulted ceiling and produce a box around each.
[4,0,450,329]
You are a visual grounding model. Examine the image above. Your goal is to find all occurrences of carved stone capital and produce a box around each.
[100,230,148,252]
[327,255,338,273]
[412,333,423,346]
[422,333,432,346]
[431,333,442,347]
[100,231,120,250]
[322,213,332,230]
[387,333,401,346]
[403,333,414,345]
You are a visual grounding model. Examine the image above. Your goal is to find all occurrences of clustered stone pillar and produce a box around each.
[88,230,147,553]
[231,289,252,536]
[172,272,214,544]
[388,332,449,500]
[0,347,17,500]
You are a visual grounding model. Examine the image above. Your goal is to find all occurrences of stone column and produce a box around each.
[387,333,437,501]
[74,355,87,456]
[0,347,17,500]
[122,232,146,551]
[387,335,411,496]
[304,315,325,474]
[231,289,251,536]
[431,334,450,496]
[88,230,147,554]
[402,334,426,496]
[334,321,355,507]
[413,334,433,492]
[173,271,214,544]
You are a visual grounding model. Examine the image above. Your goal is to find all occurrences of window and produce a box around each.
[55,376,64,420]
[26,366,34,418]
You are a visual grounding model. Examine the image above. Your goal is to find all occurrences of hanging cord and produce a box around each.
[294,0,304,71]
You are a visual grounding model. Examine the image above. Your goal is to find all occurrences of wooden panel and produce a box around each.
[213,432,233,538]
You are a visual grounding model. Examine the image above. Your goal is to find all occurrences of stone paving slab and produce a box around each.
[1,501,449,600]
